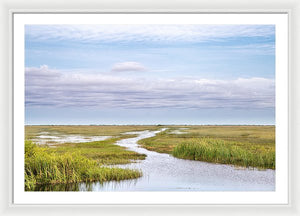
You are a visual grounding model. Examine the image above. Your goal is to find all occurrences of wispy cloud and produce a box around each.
[25,65,275,109]
[111,62,147,72]
[216,44,275,56]
[25,25,275,44]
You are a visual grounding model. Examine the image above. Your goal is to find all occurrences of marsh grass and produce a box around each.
[25,125,276,191]
[49,135,147,165]
[25,141,142,191]
[25,126,159,191]
[25,125,161,139]
[172,138,275,169]
[139,126,275,169]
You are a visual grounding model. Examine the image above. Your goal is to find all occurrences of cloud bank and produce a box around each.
[25,65,275,109]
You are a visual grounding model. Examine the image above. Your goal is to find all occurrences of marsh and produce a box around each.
[25,125,275,191]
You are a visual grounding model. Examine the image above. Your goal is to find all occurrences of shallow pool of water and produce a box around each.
[32,132,111,145]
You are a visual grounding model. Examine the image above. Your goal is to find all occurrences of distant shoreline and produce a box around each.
[25,124,275,126]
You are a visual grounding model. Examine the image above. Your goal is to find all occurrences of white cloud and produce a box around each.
[25,25,275,43]
[25,65,60,78]
[111,62,147,72]
[25,66,275,110]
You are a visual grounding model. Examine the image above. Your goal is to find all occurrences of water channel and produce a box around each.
[75,129,276,191]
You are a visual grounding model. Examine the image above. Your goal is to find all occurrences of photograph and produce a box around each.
[0,0,298,212]
[24,22,276,192]
[1,0,300,215]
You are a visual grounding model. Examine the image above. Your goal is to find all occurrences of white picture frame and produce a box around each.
[13,12,287,205]
[1,0,299,215]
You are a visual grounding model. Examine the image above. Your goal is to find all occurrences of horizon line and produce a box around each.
[24,124,275,126]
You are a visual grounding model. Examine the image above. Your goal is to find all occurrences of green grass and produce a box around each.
[139,126,275,169]
[25,125,162,139]
[24,125,162,191]
[172,138,275,169]
[25,141,142,191]
[25,125,276,191]
[49,135,146,165]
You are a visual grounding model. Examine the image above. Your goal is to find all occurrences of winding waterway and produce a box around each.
[77,128,275,191]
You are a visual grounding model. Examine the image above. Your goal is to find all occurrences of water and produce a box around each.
[76,129,275,191]
[32,132,111,145]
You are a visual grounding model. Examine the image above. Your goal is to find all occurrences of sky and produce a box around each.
[25,24,275,125]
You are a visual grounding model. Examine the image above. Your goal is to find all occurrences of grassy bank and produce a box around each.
[25,141,142,191]
[173,138,275,169]
[139,126,275,169]
[25,125,161,139]
[24,125,162,191]
[49,135,147,165]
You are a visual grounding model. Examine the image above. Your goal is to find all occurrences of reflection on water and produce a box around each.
[35,180,141,192]
[35,182,82,191]
[35,129,275,192]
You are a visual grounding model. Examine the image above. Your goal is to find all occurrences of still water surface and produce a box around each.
[36,129,275,191]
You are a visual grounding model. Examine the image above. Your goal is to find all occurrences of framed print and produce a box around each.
[12,12,288,204]
[1,0,299,215]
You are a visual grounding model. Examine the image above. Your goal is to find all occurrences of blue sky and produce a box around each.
[25,25,275,125]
